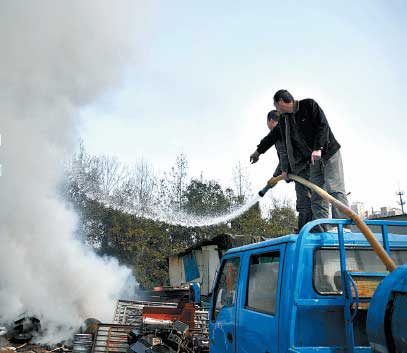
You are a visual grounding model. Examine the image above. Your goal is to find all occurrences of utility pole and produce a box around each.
[396,190,405,215]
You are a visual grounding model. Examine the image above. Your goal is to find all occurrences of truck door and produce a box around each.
[209,257,241,353]
[236,247,284,353]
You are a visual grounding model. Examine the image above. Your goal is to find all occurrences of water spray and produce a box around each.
[258,173,397,272]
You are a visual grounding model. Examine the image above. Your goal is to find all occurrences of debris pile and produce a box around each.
[12,318,41,343]
[1,286,209,353]
[0,327,8,347]
[72,335,92,353]
[126,316,209,353]
[102,296,209,353]
[0,316,70,353]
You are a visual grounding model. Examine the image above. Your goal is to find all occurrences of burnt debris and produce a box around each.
[11,317,41,343]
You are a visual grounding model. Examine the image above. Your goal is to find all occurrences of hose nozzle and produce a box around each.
[258,182,277,197]
[258,175,283,197]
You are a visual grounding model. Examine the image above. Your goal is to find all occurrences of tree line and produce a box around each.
[63,144,297,288]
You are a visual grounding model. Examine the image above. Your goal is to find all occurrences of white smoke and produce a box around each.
[0,1,147,343]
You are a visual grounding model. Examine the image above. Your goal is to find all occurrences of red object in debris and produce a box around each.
[143,306,180,322]
[142,302,195,329]
[179,303,195,329]
[153,286,164,291]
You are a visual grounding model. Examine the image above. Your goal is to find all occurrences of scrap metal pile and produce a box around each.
[0,289,209,353]
[104,297,209,353]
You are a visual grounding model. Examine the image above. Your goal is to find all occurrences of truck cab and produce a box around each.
[209,219,407,353]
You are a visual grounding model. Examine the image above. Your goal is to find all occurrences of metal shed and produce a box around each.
[168,233,264,296]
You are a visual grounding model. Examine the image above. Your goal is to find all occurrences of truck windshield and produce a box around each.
[314,248,407,294]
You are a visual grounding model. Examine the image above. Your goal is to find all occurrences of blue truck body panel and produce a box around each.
[209,219,407,353]
[366,263,407,353]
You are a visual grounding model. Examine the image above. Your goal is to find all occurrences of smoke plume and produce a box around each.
[0,1,147,343]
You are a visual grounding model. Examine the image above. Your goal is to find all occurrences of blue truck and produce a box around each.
[208,219,407,353]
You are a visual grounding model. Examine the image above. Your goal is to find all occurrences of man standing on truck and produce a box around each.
[273,89,349,229]
[250,110,312,231]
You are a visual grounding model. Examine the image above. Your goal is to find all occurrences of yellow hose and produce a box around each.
[263,174,397,272]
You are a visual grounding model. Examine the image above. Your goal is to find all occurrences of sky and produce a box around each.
[81,0,407,212]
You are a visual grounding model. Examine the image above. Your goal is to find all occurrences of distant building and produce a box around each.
[369,207,403,219]
[351,202,366,219]
[364,210,370,219]
[381,207,389,217]
[388,208,403,216]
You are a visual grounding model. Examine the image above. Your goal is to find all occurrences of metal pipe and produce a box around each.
[259,173,397,272]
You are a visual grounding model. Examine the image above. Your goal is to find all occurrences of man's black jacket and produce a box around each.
[277,98,341,173]
[257,126,281,154]
[256,128,287,177]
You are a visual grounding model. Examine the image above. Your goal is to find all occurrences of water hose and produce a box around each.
[259,174,397,271]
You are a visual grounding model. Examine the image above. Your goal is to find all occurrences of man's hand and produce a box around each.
[281,171,292,183]
[311,150,322,165]
[250,150,260,164]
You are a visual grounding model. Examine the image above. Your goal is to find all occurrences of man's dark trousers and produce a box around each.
[309,150,349,227]
[295,167,313,231]
[273,140,312,232]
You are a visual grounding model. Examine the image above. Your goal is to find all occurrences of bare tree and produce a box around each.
[69,146,127,203]
[67,142,104,202]
[166,153,189,212]
[232,161,252,204]
[134,159,156,215]
[96,155,127,200]
[111,159,156,215]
